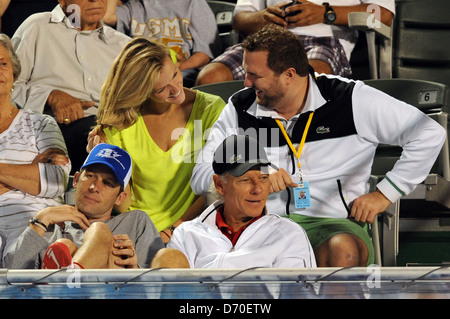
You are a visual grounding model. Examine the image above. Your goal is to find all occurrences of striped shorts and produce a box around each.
[213,35,352,79]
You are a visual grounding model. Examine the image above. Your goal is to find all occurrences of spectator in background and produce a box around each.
[0,33,70,266]
[11,0,130,174]
[195,0,394,85]
[103,0,221,87]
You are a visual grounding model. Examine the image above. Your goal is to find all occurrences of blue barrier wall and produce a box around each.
[1,267,450,299]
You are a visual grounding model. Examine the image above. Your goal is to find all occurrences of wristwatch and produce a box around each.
[322,2,336,24]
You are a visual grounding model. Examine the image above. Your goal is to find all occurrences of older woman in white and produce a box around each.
[0,33,70,265]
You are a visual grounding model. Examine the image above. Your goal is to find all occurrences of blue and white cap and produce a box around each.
[81,143,132,188]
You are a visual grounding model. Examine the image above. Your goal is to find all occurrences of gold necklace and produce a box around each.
[0,107,17,132]
[1,105,16,119]
[161,112,176,119]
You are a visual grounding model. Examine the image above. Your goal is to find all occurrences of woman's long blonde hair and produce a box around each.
[96,37,170,132]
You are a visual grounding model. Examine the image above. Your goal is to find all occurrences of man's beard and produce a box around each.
[254,80,283,110]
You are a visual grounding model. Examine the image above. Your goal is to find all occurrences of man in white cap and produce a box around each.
[152,135,316,269]
[4,143,164,269]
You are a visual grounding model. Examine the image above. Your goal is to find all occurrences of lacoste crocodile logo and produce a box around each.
[316,126,330,134]
[229,154,243,163]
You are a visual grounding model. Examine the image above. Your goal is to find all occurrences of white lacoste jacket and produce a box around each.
[191,72,446,219]
[167,201,317,269]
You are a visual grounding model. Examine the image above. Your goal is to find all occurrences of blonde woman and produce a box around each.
[88,38,225,242]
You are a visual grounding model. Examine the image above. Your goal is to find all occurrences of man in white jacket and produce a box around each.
[153,135,316,269]
[190,25,447,267]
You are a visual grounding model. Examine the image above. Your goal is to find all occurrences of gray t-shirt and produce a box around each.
[116,0,221,59]
[4,210,164,269]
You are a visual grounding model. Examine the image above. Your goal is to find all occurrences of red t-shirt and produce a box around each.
[216,208,263,246]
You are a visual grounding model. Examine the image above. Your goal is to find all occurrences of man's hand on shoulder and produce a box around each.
[269,168,298,193]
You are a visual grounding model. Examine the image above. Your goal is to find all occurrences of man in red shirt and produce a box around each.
[152,135,316,269]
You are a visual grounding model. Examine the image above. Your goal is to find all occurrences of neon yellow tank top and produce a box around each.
[104,91,225,231]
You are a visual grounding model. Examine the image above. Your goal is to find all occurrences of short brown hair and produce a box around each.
[242,24,309,76]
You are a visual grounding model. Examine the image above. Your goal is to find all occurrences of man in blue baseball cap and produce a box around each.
[4,144,164,270]
[81,143,132,189]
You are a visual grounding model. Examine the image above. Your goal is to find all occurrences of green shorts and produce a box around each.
[287,214,375,266]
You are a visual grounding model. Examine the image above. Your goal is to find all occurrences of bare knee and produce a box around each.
[54,238,78,256]
[151,248,190,269]
[80,223,115,256]
[73,222,115,269]
[195,62,234,86]
[84,222,112,240]
[309,59,333,75]
[315,233,368,267]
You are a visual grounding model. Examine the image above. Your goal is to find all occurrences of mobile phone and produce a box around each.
[281,1,302,17]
